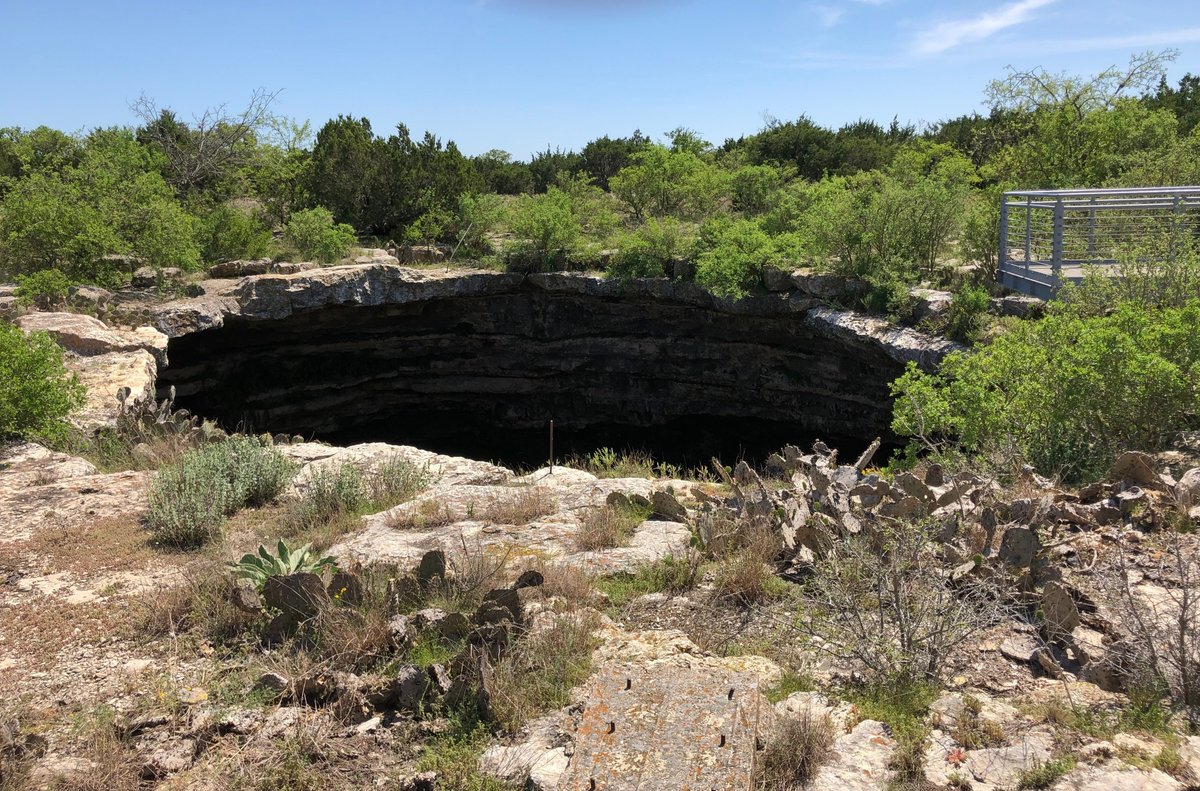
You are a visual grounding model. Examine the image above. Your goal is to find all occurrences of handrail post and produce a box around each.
[1087,197,1096,260]
[1024,197,1032,274]
[997,194,1009,285]
[1051,198,1065,289]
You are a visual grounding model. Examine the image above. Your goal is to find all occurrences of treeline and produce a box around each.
[1,53,1198,303]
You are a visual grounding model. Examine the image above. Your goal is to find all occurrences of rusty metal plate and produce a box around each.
[561,666,768,791]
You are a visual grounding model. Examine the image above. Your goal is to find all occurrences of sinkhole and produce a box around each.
[155,286,904,470]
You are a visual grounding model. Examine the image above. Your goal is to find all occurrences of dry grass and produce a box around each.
[46,706,141,791]
[574,504,641,551]
[712,525,784,605]
[483,487,557,526]
[1,515,160,577]
[757,711,836,790]
[949,696,1007,750]
[530,561,599,609]
[387,498,457,530]
[0,704,39,791]
[490,611,602,733]
[135,559,260,645]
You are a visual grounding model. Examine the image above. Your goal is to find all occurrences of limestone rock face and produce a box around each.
[0,443,150,543]
[16,313,167,362]
[155,266,958,453]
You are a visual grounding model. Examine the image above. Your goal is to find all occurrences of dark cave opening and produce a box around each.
[156,288,904,471]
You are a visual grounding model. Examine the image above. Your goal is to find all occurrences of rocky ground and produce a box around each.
[3,277,1200,790]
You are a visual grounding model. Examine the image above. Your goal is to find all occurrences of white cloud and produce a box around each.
[811,4,845,27]
[913,0,1055,55]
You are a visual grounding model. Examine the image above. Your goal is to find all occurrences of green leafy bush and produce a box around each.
[0,128,199,284]
[945,285,992,343]
[506,187,584,271]
[0,324,85,441]
[610,144,728,221]
[291,462,369,531]
[229,539,336,591]
[14,268,72,308]
[693,217,776,299]
[892,302,1200,481]
[147,436,298,547]
[607,217,694,281]
[197,204,271,263]
[283,206,357,264]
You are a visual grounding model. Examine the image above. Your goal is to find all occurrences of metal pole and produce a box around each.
[1024,197,1032,273]
[1052,198,1065,289]
[549,419,554,474]
[1087,197,1096,260]
[998,195,1009,287]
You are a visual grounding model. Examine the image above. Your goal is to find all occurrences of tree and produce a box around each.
[528,146,583,193]
[132,88,280,198]
[473,149,534,195]
[308,116,385,233]
[579,131,649,190]
[1146,73,1200,134]
[986,50,1177,116]
[741,115,836,180]
[0,128,199,283]
[0,324,85,442]
[609,144,728,221]
[251,116,313,226]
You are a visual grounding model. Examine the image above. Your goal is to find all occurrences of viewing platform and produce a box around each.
[998,186,1200,299]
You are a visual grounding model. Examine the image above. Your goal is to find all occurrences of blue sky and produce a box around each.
[1,0,1197,158]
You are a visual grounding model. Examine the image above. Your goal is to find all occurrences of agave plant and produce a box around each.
[229,539,337,591]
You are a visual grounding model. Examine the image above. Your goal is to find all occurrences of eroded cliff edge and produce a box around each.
[152,266,962,458]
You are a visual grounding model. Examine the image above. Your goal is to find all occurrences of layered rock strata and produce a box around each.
[153,266,961,459]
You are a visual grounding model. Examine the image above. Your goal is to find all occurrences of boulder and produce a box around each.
[68,284,112,307]
[207,259,272,279]
[1041,581,1081,639]
[998,526,1039,568]
[131,266,158,288]
[262,573,328,620]
[394,245,446,264]
[1109,451,1161,488]
[416,549,447,585]
[16,312,167,359]
[761,265,793,292]
[993,294,1045,319]
[649,490,688,523]
[513,569,545,589]
[387,615,414,650]
[1176,467,1200,510]
[327,570,364,605]
[362,667,434,715]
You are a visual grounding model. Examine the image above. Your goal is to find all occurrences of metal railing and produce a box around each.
[998,186,1200,299]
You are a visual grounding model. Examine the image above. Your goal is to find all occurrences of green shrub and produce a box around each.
[892,302,1200,481]
[0,324,85,442]
[506,187,583,271]
[945,285,992,343]
[283,206,356,264]
[14,268,72,308]
[196,204,271,263]
[693,217,776,299]
[1016,757,1076,790]
[610,144,728,221]
[147,436,297,547]
[291,462,369,530]
[607,217,693,281]
[0,128,199,283]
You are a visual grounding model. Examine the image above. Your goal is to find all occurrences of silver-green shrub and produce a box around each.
[147,436,297,547]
